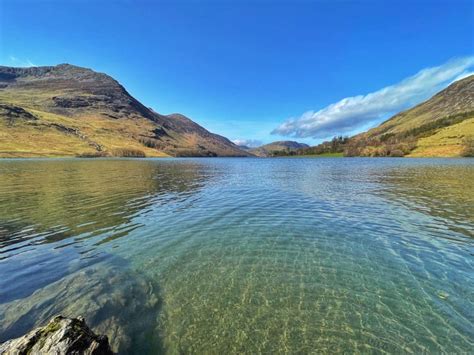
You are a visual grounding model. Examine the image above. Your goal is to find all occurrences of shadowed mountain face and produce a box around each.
[250,141,309,157]
[0,64,250,157]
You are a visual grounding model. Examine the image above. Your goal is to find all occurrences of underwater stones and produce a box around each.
[437,291,449,300]
[0,315,113,354]
[0,265,161,353]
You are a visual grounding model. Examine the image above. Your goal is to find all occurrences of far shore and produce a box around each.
[2,153,471,159]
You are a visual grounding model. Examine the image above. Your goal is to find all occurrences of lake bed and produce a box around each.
[0,158,473,353]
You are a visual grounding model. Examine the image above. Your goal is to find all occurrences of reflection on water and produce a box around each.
[0,159,208,248]
[377,163,474,239]
[0,159,208,302]
[0,158,473,353]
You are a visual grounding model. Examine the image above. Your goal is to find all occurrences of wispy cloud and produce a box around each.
[232,139,262,148]
[272,57,474,139]
[451,70,474,84]
[8,56,37,67]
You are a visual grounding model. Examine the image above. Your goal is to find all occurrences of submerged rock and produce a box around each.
[0,265,161,353]
[0,315,113,354]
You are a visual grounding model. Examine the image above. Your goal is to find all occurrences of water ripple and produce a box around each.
[0,158,473,353]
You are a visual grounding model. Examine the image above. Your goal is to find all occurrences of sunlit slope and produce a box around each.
[0,64,249,157]
[409,117,474,157]
[350,75,474,157]
[0,104,168,157]
[364,75,473,136]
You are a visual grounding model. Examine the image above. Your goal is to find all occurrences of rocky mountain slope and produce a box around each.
[250,141,309,157]
[348,75,474,157]
[0,64,250,157]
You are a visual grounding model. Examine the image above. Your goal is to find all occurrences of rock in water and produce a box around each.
[0,315,113,354]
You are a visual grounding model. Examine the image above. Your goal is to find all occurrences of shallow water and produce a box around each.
[0,158,473,353]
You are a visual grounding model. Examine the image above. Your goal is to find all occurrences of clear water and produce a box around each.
[0,158,473,353]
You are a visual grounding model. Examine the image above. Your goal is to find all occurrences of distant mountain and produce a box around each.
[0,64,251,157]
[235,144,252,151]
[293,75,474,157]
[250,141,309,157]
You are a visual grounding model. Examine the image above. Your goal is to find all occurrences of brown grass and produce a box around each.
[0,101,169,157]
[408,118,474,157]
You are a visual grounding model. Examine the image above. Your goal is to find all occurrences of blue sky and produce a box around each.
[1,0,473,146]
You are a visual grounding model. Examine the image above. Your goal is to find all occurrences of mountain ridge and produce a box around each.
[290,75,474,157]
[0,64,251,157]
[351,75,474,157]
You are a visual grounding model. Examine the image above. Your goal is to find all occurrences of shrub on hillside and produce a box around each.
[111,148,146,157]
[77,151,109,158]
[139,138,160,149]
[461,138,474,157]
[389,149,404,157]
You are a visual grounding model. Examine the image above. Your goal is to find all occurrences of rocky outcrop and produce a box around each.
[0,104,38,125]
[0,266,162,353]
[0,315,113,355]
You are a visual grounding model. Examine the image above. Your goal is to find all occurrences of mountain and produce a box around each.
[347,75,474,157]
[0,64,250,157]
[250,141,309,157]
[292,75,474,157]
[235,144,252,151]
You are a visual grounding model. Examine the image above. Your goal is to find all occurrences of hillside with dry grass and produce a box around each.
[0,64,250,158]
[291,75,474,158]
[347,75,474,157]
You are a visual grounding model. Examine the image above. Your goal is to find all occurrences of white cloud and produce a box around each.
[8,56,37,67]
[232,139,262,148]
[272,57,474,139]
[450,70,474,84]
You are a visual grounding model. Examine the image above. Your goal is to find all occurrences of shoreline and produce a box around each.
[0,154,471,159]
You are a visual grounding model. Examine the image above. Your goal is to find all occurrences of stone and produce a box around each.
[0,315,113,354]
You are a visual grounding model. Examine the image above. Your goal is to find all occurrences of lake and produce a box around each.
[0,158,473,353]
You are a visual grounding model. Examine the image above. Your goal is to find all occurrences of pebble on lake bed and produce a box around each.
[437,291,449,300]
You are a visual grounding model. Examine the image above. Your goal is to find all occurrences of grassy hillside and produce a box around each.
[0,104,168,157]
[347,75,474,157]
[409,118,474,157]
[292,75,474,158]
[0,64,249,158]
